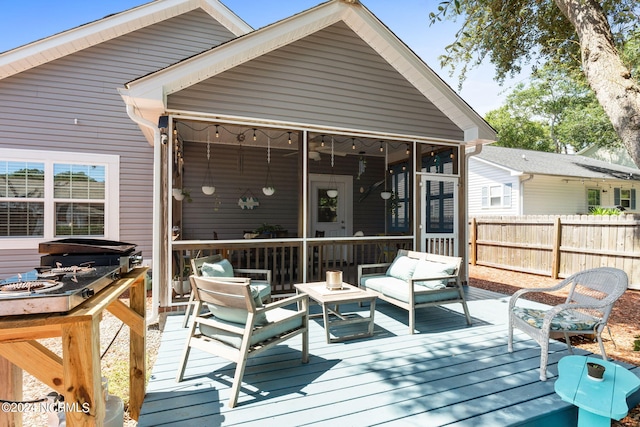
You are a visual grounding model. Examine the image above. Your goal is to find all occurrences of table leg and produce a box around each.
[367,299,376,337]
[62,318,102,427]
[0,355,22,427]
[577,408,611,427]
[129,273,147,421]
[322,303,331,344]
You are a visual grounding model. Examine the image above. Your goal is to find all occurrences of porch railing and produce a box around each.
[171,236,412,298]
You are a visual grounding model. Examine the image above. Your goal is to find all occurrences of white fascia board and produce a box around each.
[341,6,496,143]
[0,0,252,79]
[471,156,523,176]
[124,2,346,100]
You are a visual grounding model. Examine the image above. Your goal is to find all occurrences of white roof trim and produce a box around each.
[120,0,496,143]
[0,0,252,79]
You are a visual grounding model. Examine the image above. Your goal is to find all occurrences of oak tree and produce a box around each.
[431,0,640,165]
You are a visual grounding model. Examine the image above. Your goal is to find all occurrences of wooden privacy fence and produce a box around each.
[469,214,640,289]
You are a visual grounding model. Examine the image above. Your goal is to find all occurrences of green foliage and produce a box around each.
[254,223,283,234]
[484,64,621,153]
[429,0,639,87]
[589,207,622,216]
[485,106,552,151]
[634,336,640,352]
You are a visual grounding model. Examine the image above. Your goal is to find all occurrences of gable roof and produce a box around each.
[0,0,252,79]
[474,145,640,182]
[119,0,496,144]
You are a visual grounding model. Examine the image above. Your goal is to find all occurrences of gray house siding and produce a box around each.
[168,22,464,141]
[0,9,237,277]
[180,142,386,240]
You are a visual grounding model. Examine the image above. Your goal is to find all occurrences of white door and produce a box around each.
[309,174,353,260]
[421,175,458,256]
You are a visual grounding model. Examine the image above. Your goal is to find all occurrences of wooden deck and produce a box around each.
[138,287,640,426]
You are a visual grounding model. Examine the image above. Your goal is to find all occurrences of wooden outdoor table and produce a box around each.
[295,281,377,343]
[0,267,148,427]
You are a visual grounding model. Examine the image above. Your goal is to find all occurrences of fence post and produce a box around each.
[470,217,477,265]
[551,216,561,278]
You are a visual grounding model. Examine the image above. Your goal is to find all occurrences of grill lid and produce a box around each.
[39,238,137,255]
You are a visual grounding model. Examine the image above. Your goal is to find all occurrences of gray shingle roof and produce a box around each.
[475,145,640,181]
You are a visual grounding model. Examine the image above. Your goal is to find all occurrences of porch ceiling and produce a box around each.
[174,119,433,160]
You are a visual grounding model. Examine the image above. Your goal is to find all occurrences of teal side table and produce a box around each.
[555,355,640,427]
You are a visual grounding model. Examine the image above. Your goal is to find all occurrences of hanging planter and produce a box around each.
[262,135,275,196]
[201,136,215,195]
[327,137,338,198]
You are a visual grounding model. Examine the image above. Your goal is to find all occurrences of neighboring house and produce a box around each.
[468,145,640,217]
[578,144,639,170]
[0,0,496,318]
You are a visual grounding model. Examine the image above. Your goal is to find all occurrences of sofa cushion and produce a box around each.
[386,255,418,281]
[382,283,460,304]
[412,260,457,289]
[201,259,234,278]
[206,285,267,326]
[200,307,302,348]
[361,275,406,293]
[361,274,459,304]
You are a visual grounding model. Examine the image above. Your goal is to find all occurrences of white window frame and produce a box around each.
[0,148,119,249]
[481,183,512,208]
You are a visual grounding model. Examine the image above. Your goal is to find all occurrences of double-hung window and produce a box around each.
[0,148,119,249]
[614,188,636,210]
[481,183,512,208]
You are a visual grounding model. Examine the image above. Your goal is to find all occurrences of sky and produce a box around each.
[0,0,530,116]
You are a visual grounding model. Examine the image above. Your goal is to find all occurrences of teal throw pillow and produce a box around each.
[201,259,234,278]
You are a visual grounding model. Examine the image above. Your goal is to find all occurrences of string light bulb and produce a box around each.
[253,128,257,141]
[288,131,292,144]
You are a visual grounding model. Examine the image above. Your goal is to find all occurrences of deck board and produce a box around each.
[138,287,639,426]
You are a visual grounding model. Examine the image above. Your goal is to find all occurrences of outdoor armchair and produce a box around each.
[507,267,628,381]
[182,254,272,327]
[176,275,309,408]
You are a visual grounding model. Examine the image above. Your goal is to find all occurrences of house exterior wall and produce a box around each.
[180,142,386,240]
[0,9,237,277]
[167,22,464,141]
[468,158,521,216]
[522,176,589,215]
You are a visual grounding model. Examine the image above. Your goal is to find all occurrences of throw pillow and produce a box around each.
[412,260,456,289]
[386,255,418,281]
[201,259,234,278]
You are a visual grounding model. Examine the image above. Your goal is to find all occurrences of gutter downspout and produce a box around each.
[125,104,161,324]
[463,143,484,285]
[520,174,534,215]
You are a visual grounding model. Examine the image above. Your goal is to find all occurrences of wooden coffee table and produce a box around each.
[294,282,377,343]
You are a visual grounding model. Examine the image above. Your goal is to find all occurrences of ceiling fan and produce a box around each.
[283,142,348,161]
